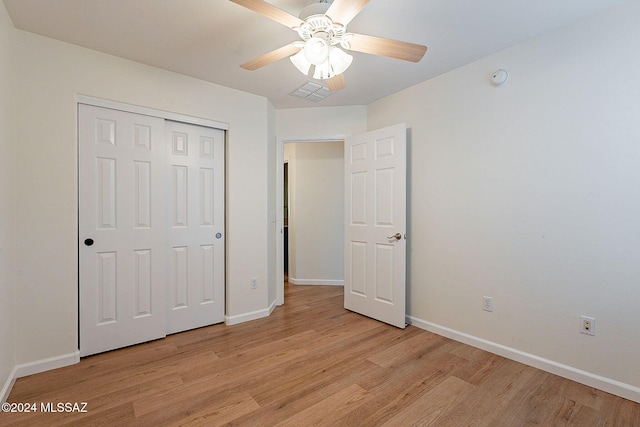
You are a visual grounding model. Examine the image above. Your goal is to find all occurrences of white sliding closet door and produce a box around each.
[166,120,225,334]
[79,104,167,356]
[79,105,226,356]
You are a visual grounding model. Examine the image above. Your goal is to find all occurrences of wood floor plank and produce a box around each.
[538,397,601,426]
[452,352,503,386]
[248,325,399,407]
[2,283,639,426]
[134,390,260,426]
[495,371,579,426]
[274,384,373,427]
[223,360,383,426]
[366,328,442,368]
[339,368,450,426]
[134,347,308,417]
[380,376,476,426]
[440,359,538,426]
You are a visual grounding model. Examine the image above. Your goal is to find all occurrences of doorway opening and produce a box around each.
[275,135,349,306]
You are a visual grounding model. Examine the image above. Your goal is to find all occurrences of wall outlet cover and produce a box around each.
[483,296,494,312]
[580,315,595,336]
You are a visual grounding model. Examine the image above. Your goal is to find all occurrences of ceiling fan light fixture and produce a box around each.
[292,45,352,80]
[310,47,351,80]
[290,49,312,75]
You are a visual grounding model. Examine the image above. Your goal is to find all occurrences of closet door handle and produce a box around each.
[84,238,94,246]
[387,233,402,240]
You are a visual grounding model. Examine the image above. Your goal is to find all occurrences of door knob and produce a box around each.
[84,238,94,246]
[387,233,402,240]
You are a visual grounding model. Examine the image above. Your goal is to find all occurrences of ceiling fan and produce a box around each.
[229,0,428,91]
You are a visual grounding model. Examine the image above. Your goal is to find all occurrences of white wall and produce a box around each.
[276,106,367,137]
[285,142,344,284]
[368,0,640,396]
[0,3,16,402]
[11,28,272,365]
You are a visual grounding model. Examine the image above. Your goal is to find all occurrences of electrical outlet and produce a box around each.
[580,315,595,336]
[251,278,257,289]
[483,296,493,312]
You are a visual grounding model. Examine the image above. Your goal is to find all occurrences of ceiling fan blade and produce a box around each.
[229,0,304,29]
[348,33,427,63]
[326,0,371,26]
[327,74,346,92]
[240,44,300,70]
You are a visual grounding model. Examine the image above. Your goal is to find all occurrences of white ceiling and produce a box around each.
[3,0,625,109]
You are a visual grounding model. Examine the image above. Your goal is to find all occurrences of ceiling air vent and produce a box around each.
[290,81,332,102]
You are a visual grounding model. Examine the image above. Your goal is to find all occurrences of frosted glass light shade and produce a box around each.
[303,37,329,65]
[290,50,311,75]
[313,59,332,79]
[328,47,353,75]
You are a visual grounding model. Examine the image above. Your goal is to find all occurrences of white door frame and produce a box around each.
[275,134,349,306]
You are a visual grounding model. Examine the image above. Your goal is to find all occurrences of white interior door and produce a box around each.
[344,123,407,328]
[165,120,225,334]
[79,104,167,356]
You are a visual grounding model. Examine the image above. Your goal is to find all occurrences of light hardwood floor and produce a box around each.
[2,283,639,426]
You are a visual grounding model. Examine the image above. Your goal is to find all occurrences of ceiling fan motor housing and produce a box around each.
[296,15,346,46]
[298,1,332,20]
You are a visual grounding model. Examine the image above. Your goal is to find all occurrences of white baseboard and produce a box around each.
[225,298,279,326]
[268,299,277,315]
[288,278,344,286]
[408,316,640,404]
[15,351,80,379]
[225,307,270,326]
[1,367,18,403]
[1,351,80,403]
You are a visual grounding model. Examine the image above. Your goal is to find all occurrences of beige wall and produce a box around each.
[0,3,16,401]
[368,0,640,394]
[276,106,367,137]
